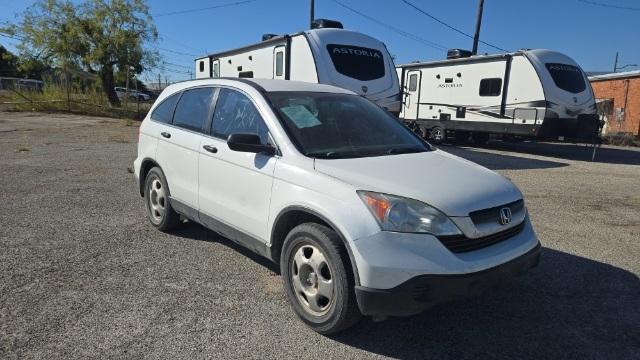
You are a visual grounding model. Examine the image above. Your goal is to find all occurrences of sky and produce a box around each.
[1,0,639,83]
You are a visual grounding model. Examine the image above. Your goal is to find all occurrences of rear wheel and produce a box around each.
[281,223,361,334]
[428,126,445,145]
[144,167,180,231]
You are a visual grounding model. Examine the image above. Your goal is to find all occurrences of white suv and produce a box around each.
[134,78,540,334]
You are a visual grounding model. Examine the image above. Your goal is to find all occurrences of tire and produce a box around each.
[144,166,180,231]
[428,126,445,145]
[280,223,361,334]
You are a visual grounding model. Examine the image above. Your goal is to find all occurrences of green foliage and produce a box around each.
[3,0,158,106]
[0,45,20,77]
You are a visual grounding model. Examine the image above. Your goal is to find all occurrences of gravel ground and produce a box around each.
[1,112,638,359]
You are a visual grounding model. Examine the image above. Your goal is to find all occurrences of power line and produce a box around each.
[577,0,640,11]
[399,0,509,52]
[157,47,198,57]
[155,0,258,17]
[163,61,192,70]
[331,0,447,52]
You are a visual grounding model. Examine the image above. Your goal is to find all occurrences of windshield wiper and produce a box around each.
[385,147,425,155]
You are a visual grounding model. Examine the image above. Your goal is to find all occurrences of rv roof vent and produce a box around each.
[311,19,343,29]
[262,34,279,41]
[447,49,473,59]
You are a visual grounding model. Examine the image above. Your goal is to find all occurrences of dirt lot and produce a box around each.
[1,111,638,359]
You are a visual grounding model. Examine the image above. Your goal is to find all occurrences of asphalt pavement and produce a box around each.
[1,112,638,359]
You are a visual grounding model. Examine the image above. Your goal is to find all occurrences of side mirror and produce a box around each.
[227,133,276,155]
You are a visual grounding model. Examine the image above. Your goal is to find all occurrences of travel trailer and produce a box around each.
[396,49,600,144]
[195,19,400,113]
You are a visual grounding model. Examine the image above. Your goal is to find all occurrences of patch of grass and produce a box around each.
[121,118,134,127]
[7,84,151,120]
[602,133,640,147]
[109,135,129,144]
[16,144,31,152]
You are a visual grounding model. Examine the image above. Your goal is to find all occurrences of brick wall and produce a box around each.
[590,76,640,136]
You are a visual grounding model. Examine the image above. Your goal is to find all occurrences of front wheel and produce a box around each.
[280,223,361,334]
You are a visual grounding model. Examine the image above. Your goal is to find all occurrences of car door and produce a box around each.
[155,87,215,209]
[198,87,277,243]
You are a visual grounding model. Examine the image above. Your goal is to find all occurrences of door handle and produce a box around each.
[203,145,218,153]
[160,132,171,139]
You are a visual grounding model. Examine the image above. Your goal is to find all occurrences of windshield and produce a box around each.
[327,44,385,81]
[267,92,430,159]
[545,63,586,94]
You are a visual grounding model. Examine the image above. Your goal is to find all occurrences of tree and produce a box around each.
[0,45,20,77]
[3,0,158,106]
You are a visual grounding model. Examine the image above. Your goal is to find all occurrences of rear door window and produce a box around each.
[545,63,586,94]
[173,87,215,132]
[326,44,385,81]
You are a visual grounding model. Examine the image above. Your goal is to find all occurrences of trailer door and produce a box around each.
[273,46,286,80]
[404,70,421,120]
[212,60,220,78]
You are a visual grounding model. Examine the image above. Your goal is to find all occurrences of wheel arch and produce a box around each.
[270,205,361,286]
[139,158,161,196]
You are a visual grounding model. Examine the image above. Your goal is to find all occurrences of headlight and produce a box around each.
[357,191,462,235]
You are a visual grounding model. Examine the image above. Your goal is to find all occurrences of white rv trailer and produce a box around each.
[396,49,600,144]
[195,19,400,113]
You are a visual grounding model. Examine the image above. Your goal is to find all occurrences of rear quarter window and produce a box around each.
[150,93,180,123]
[545,63,586,94]
[326,44,385,81]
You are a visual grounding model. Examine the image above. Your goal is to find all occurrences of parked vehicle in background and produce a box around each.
[134,78,540,334]
[114,87,150,101]
[194,19,400,114]
[396,49,600,144]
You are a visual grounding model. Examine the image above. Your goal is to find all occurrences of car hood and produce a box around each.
[314,150,522,216]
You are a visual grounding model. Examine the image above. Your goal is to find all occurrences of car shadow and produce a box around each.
[169,221,280,274]
[478,141,640,165]
[439,145,569,170]
[329,247,640,359]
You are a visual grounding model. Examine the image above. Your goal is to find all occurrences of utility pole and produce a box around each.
[613,51,619,72]
[157,73,161,91]
[310,0,315,28]
[471,0,485,55]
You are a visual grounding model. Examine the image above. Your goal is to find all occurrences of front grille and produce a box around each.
[438,221,525,253]
[469,200,524,226]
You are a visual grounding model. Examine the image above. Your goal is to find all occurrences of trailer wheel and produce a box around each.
[428,126,445,145]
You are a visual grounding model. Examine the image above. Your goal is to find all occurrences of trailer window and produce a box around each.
[327,44,385,81]
[408,74,418,91]
[275,51,284,77]
[199,61,204,72]
[479,78,502,96]
[545,63,586,94]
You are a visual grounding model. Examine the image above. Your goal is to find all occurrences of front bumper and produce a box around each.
[355,243,540,316]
